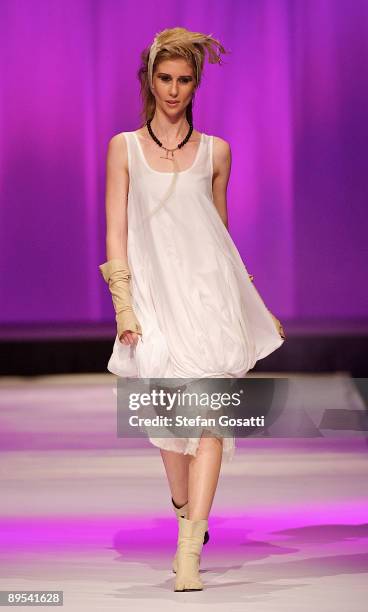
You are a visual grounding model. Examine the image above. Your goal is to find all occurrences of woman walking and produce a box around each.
[99,27,285,592]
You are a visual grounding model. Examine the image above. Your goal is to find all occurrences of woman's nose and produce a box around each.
[169,82,179,94]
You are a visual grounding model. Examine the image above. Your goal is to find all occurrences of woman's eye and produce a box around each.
[159,76,191,83]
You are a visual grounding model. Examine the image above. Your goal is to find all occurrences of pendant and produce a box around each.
[160,147,175,161]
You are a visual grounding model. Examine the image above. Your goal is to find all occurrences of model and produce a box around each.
[99,27,285,592]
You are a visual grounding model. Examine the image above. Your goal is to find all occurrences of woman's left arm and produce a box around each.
[212,136,231,230]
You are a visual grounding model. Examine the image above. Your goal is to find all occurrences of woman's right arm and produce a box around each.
[100,134,141,346]
[105,133,129,261]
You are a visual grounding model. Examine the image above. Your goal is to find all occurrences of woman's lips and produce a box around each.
[166,100,179,105]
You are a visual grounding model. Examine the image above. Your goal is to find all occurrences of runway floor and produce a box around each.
[0,373,367,611]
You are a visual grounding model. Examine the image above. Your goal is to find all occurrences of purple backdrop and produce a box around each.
[1,0,367,325]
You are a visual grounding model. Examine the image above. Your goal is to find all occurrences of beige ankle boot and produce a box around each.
[174,516,208,592]
[172,499,188,574]
[172,499,210,573]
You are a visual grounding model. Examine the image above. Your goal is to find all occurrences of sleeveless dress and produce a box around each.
[106,130,284,462]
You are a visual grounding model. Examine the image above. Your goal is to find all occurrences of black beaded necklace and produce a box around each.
[146,118,194,160]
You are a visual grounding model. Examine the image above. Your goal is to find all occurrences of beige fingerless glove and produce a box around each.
[99,258,142,341]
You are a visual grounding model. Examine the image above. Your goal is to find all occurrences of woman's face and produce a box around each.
[152,58,196,115]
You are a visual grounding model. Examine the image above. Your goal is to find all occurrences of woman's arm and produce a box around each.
[212,136,231,230]
[100,133,141,346]
[105,133,129,261]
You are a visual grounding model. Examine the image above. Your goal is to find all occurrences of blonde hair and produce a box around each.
[137,27,230,127]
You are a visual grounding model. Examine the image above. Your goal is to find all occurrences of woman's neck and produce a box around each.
[148,111,191,144]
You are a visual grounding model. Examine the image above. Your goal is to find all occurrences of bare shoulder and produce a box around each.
[106,132,129,174]
[213,134,230,146]
[212,135,231,177]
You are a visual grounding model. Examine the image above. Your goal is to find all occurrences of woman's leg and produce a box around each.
[160,449,191,507]
[187,433,223,520]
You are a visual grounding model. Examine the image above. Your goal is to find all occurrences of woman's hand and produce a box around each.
[248,273,285,339]
[120,330,141,346]
[268,311,286,340]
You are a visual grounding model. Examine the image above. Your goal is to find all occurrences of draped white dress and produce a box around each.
[106,131,284,462]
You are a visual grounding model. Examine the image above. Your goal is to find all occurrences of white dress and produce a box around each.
[106,130,284,462]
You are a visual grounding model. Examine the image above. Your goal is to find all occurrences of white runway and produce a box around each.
[0,373,367,611]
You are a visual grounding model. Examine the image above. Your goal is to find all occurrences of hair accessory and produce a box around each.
[148,33,162,92]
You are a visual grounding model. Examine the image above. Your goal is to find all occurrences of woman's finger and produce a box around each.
[121,330,141,345]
